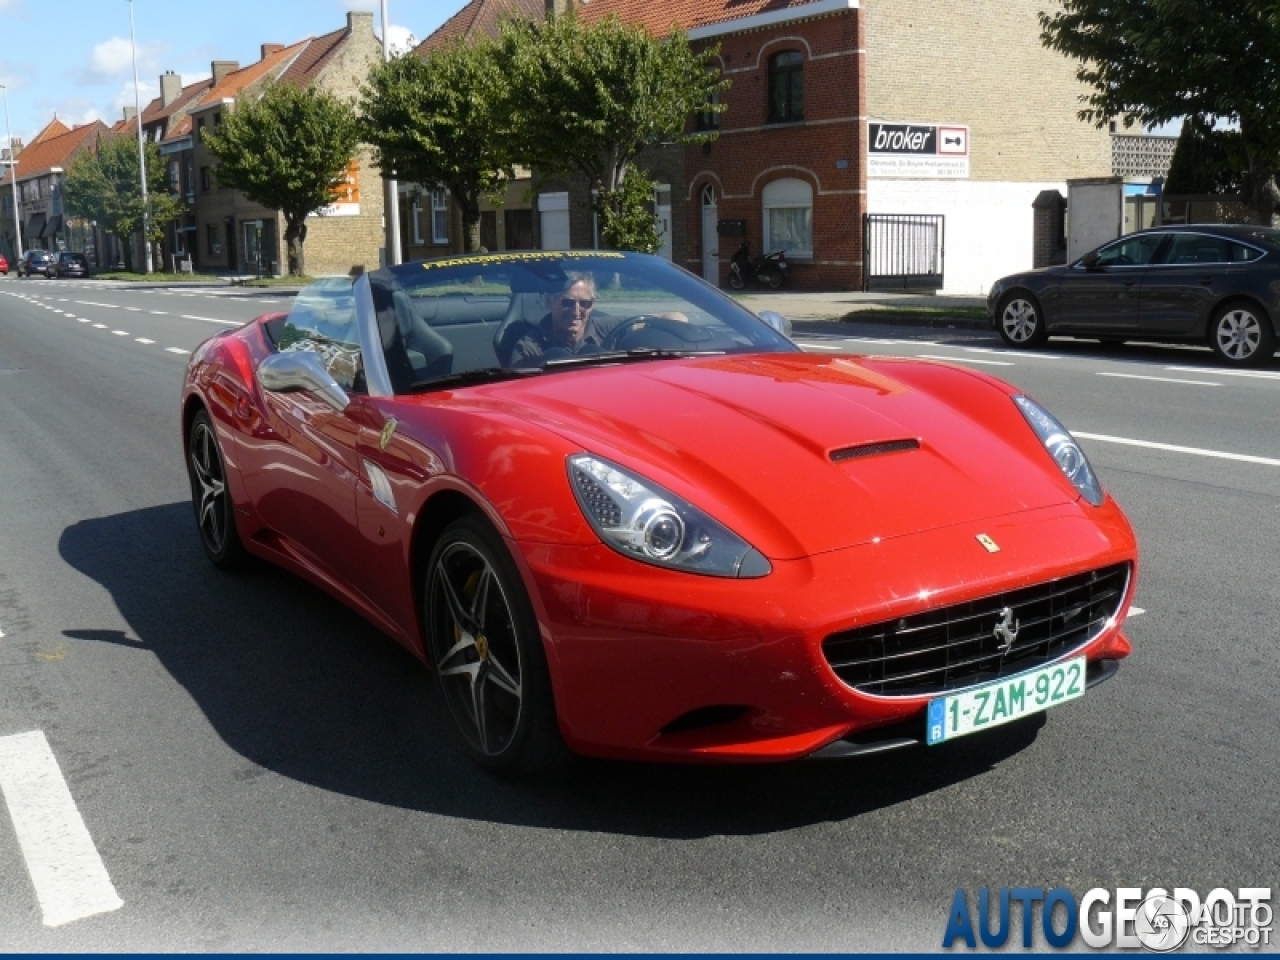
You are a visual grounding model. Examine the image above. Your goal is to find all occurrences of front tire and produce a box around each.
[727,265,745,290]
[997,291,1048,348]
[1209,301,1275,367]
[425,515,569,776]
[187,409,247,569]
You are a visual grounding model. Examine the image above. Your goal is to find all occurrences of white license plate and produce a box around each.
[926,655,1086,745]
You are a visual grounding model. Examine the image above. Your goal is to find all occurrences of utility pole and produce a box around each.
[0,85,22,263]
[128,0,153,273]
[381,0,402,266]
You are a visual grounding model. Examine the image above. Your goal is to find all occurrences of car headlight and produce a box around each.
[1013,395,1104,506]
[567,454,771,578]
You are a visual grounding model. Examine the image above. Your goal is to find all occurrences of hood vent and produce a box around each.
[830,438,920,463]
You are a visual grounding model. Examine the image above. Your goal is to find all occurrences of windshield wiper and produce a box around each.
[542,349,726,370]
[406,367,542,392]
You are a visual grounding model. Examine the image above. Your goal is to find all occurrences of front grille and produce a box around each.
[822,563,1130,697]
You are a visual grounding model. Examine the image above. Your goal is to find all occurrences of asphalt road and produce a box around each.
[0,275,1277,950]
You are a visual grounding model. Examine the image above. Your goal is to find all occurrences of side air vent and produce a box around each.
[830,438,920,462]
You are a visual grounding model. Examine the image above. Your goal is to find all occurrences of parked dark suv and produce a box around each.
[50,252,91,279]
[17,250,56,278]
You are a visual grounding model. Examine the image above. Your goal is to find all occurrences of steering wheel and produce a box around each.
[599,314,689,351]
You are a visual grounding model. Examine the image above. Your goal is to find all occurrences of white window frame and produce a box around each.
[431,189,449,245]
[762,177,814,260]
[411,196,424,245]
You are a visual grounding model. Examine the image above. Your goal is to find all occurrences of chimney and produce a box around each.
[346,10,374,35]
[260,43,284,60]
[211,60,240,86]
[160,71,182,108]
[123,106,137,122]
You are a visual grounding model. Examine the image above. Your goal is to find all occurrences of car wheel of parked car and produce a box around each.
[1209,301,1276,368]
[425,514,569,776]
[187,409,247,569]
[997,292,1048,348]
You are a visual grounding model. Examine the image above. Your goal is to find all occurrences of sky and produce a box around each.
[0,0,472,145]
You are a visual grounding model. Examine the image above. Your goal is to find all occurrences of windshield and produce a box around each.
[364,251,796,393]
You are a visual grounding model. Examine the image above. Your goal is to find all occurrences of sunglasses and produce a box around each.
[559,297,594,312]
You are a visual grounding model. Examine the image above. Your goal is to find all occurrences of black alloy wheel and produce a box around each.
[425,515,569,776]
[187,410,246,569]
[1209,302,1276,368]
[997,291,1048,348]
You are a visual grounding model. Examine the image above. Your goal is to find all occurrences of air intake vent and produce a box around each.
[830,438,920,462]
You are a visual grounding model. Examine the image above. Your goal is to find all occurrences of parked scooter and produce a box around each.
[727,240,788,290]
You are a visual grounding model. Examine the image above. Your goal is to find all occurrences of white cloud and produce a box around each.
[91,37,138,77]
[341,0,379,11]
[111,79,157,121]
[386,24,418,56]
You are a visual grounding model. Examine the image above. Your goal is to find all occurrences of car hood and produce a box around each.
[457,353,1081,559]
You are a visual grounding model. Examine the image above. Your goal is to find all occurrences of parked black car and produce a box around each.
[17,249,56,278]
[50,251,90,279]
[988,224,1280,367]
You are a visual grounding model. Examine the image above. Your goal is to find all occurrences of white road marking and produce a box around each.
[77,319,90,324]
[122,307,141,312]
[801,343,844,351]
[181,314,240,327]
[1165,365,1280,381]
[0,731,124,927]
[135,338,155,344]
[1128,607,1146,617]
[1096,372,1220,387]
[166,347,190,354]
[149,311,167,315]
[964,348,1063,360]
[1073,432,1280,467]
[91,324,107,329]
[75,301,117,309]
[917,353,1014,367]
[111,331,128,336]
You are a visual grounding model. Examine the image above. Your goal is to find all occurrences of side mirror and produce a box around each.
[1080,251,1100,270]
[758,310,793,339]
[257,350,350,412]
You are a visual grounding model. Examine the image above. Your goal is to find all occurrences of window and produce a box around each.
[1161,233,1262,265]
[768,51,804,124]
[1091,233,1165,267]
[206,223,221,255]
[196,117,204,141]
[213,112,221,126]
[184,156,194,198]
[277,280,362,392]
[200,167,211,192]
[431,189,449,244]
[762,178,813,258]
[698,69,721,130]
[168,160,181,194]
[411,196,424,245]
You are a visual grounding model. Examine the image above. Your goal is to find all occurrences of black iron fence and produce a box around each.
[863,213,945,292]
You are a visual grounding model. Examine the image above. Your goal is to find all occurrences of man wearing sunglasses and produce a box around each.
[507,273,626,367]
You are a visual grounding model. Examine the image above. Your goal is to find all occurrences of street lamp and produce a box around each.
[0,84,22,262]
[127,0,153,274]
[381,0,402,266]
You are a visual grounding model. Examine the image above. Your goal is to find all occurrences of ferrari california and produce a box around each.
[182,251,1138,774]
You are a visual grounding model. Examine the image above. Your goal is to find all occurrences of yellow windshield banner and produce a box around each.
[421,251,626,270]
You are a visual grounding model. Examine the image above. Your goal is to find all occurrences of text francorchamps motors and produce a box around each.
[942,886,1273,950]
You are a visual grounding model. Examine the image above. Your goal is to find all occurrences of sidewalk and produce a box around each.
[731,289,990,329]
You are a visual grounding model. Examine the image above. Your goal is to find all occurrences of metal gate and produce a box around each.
[863,213,945,292]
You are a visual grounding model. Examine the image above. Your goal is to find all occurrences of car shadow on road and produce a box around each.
[59,502,1044,840]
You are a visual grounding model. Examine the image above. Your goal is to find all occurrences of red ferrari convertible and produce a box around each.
[181,252,1138,774]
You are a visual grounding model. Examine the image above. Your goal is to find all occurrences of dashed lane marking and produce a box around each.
[135,338,154,344]
[1165,365,1280,381]
[1073,432,1280,467]
[0,731,124,927]
[111,331,128,336]
[1129,607,1146,617]
[180,314,241,327]
[166,347,190,355]
[916,353,1014,367]
[1096,372,1220,387]
[91,324,107,329]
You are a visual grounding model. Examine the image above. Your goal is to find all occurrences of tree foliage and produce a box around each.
[596,166,661,253]
[1164,118,1243,196]
[497,14,726,250]
[360,40,513,253]
[62,135,183,272]
[1040,0,1280,223]
[203,80,360,275]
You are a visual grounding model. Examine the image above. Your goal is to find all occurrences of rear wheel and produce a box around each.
[425,515,569,776]
[760,266,784,290]
[997,291,1048,348]
[187,409,246,569]
[1209,301,1275,367]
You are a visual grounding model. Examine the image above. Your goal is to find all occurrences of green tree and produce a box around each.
[360,40,513,254]
[1040,0,1280,224]
[498,13,726,250]
[1164,118,1243,196]
[62,135,183,272]
[203,80,360,275]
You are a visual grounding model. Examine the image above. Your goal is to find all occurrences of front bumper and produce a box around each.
[513,498,1138,763]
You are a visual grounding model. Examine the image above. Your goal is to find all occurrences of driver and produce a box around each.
[507,273,624,367]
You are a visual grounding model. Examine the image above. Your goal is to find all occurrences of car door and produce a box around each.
[239,282,367,584]
[1053,233,1168,332]
[1140,232,1262,334]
